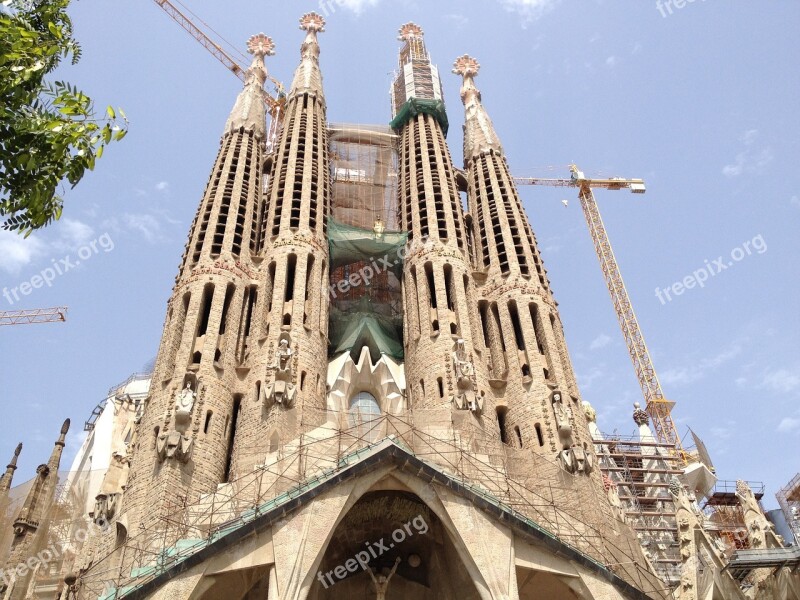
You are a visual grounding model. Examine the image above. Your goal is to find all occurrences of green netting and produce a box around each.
[328,219,408,279]
[328,219,407,360]
[389,98,449,137]
[329,299,404,360]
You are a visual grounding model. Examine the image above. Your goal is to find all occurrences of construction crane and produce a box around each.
[0,307,68,327]
[153,0,286,151]
[513,165,687,462]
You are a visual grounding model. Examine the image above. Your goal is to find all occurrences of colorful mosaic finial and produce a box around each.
[247,33,276,57]
[398,22,424,41]
[300,12,326,33]
[452,54,480,78]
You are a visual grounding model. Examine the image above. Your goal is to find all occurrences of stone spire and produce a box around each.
[224,33,275,137]
[452,55,503,158]
[0,443,22,494]
[453,56,588,471]
[232,12,333,478]
[3,421,69,600]
[289,12,325,99]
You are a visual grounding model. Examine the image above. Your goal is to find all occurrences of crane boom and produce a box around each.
[153,0,285,149]
[513,166,685,460]
[0,307,68,327]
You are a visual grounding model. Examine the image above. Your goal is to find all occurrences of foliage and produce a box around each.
[0,0,128,235]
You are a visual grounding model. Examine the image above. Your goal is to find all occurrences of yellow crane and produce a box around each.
[0,306,68,327]
[153,0,286,151]
[513,165,686,462]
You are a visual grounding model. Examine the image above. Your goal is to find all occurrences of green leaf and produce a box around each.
[106,105,115,119]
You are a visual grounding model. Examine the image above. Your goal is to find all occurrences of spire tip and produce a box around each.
[247,33,276,58]
[453,54,480,78]
[299,12,326,33]
[60,419,70,436]
[398,22,424,41]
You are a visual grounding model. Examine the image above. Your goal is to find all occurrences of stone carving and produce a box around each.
[451,339,481,414]
[552,391,574,448]
[582,400,597,423]
[367,557,400,600]
[92,453,129,526]
[263,330,297,408]
[553,391,593,475]
[156,379,197,464]
[632,402,649,426]
[735,479,774,547]
[603,475,626,522]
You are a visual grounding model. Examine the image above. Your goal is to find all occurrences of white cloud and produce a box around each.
[124,213,163,244]
[498,0,560,24]
[589,334,611,350]
[761,368,800,394]
[55,218,94,249]
[155,181,169,192]
[777,412,800,434]
[722,130,773,177]
[605,56,617,68]
[577,365,606,390]
[0,230,47,275]
[325,0,381,15]
[741,129,759,145]
[660,341,742,386]
[443,14,469,28]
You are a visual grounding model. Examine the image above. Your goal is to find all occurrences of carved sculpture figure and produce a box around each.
[551,391,573,448]
[92,453,129,525]
[367,557,401,600]
[174,382,196,432]
[451,339,481,414]
[264,331,297,408]
[603,475,626,522]
[156,379,197,464]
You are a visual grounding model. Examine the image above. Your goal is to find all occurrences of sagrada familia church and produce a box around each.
[1,11,798,600]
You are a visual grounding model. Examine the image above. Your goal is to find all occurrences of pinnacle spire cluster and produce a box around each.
[453,54,503,157]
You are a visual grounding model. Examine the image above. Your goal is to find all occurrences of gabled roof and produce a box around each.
[117,438,658,600]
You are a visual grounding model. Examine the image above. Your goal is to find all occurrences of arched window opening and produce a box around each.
[348,391,382,443]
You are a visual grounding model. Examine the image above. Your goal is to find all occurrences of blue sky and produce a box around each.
[1,1,797,508]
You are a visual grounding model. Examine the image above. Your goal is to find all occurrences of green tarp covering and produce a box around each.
[389,97,449,137]
[328,219,407,360]
[328,219,408,279]
[329,299,404,360]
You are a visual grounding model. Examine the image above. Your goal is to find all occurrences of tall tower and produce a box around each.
[120,33,276,530]
[1,422,68,600]
[230,12,332,478]
[0,444,21,501]
[390,24,492,433]
[453,56,590,472]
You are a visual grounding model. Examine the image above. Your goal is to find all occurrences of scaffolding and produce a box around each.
[596,433,683,588]
[72,410,669,600]
[703,480,766,555]
[776,472,800,544]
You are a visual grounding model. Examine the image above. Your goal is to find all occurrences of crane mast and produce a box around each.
[513,166,686,461]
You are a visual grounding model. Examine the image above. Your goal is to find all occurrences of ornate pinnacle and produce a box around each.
[6,443,21,469]
[247,33,276,58]
[398,22,423,41]
[452,54,480,78]
[632,402,649,426]
[299,12,326,33]
[669,477,683,497]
